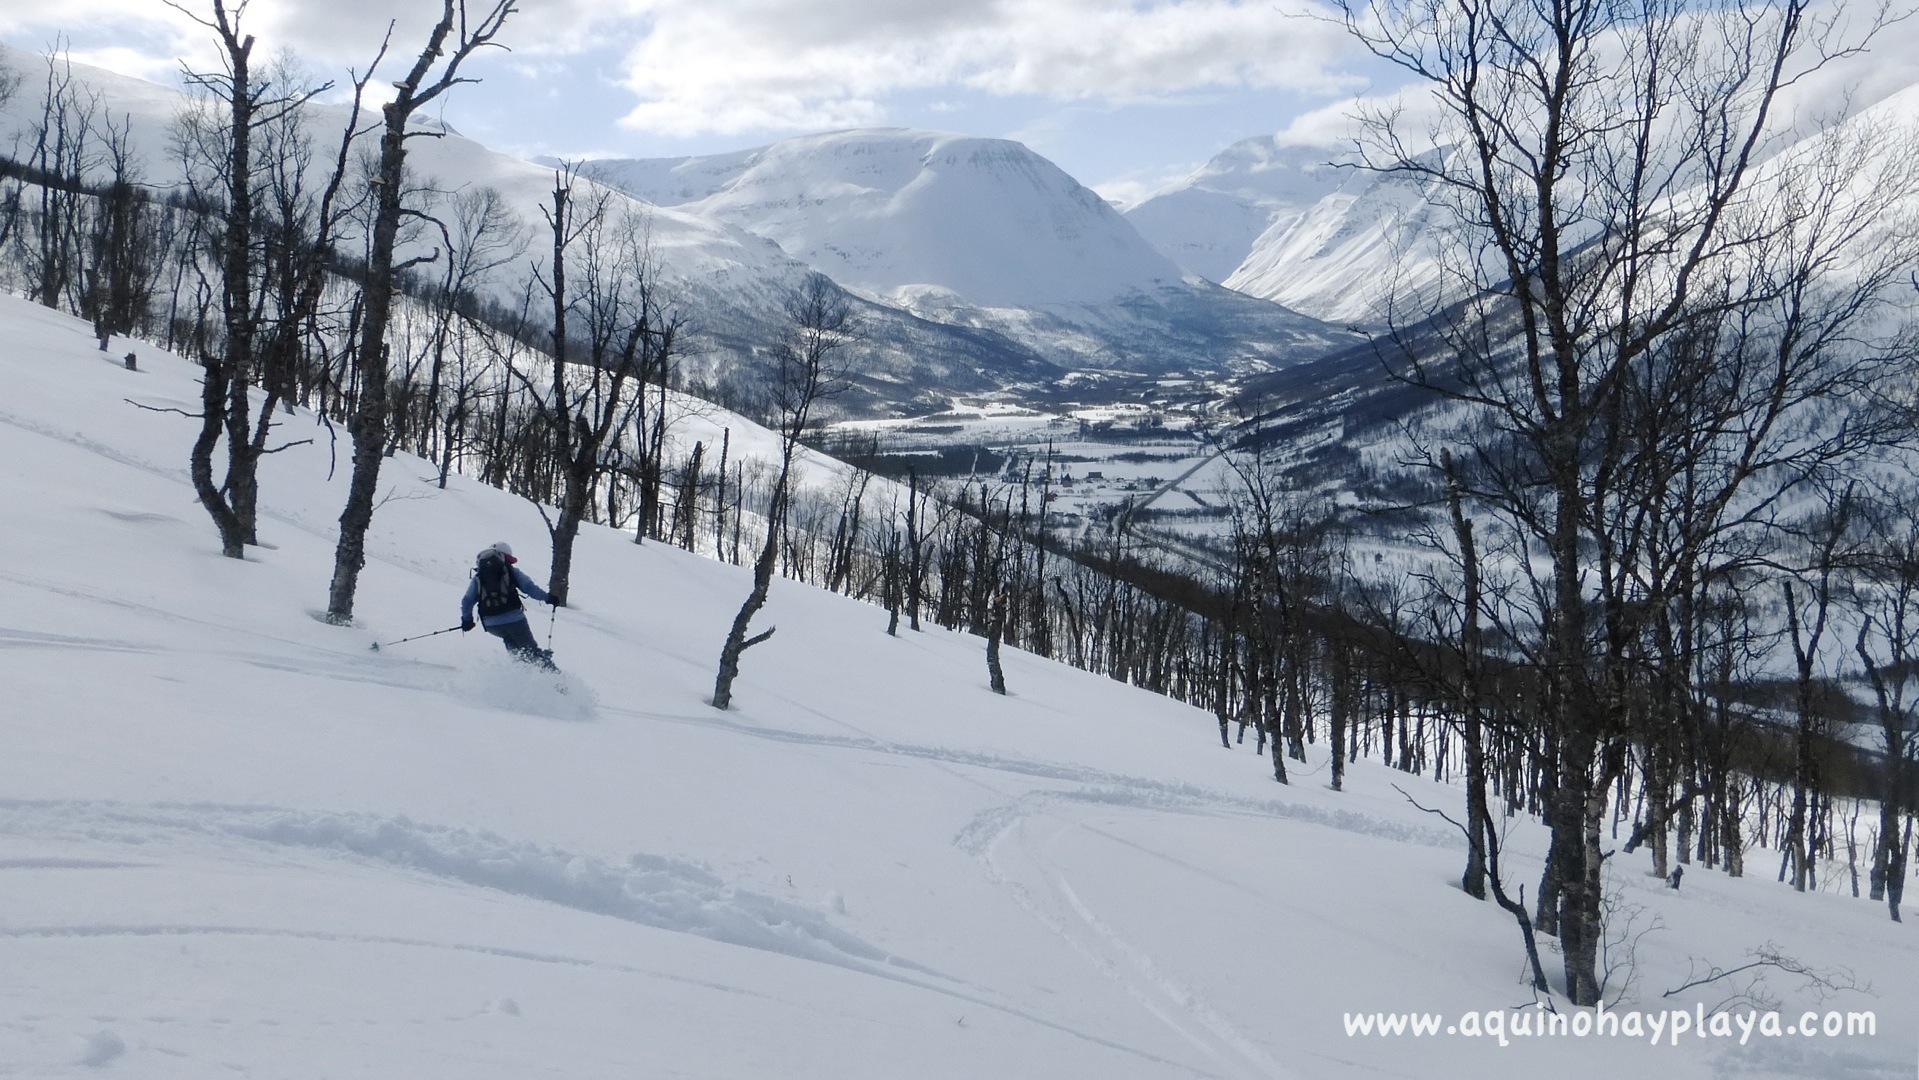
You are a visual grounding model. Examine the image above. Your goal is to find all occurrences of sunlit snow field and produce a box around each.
[0,294,1912,1078]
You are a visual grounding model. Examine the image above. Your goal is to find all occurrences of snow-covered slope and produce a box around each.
[566,147,762,209]
[1125,137,1450,326]
[3,282,1913,1077]
[1222,168,1451,327]
[1225,79,1919,533]
[581,131,1355,374]
[1124,137,1354,286]
[1133,75,1919,328]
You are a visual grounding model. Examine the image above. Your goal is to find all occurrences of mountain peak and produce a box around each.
[590,127,1187,308]
[1124,136,1359,287]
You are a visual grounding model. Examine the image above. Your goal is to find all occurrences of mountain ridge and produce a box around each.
[577,129,1354,378]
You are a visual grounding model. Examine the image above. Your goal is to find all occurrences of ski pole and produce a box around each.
[546,601,558,650]
[370,624,464,651]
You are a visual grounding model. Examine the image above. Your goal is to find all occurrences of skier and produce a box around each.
[461,541,558,670]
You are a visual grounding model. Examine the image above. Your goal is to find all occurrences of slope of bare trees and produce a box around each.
[0,9,1913,1010]
[1333,0,1919,1003]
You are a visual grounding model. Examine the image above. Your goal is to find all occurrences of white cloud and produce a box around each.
[4,0,1909,150]
[611,0,1362,136]
[0,0,635,87]
[0,1,195,58]
[254,0,648,60]
[0,0,1358,136]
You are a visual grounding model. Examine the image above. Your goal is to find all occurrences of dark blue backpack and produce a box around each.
[474,551,523,618]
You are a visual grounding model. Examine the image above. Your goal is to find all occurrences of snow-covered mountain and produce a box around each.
[1125,137,1450,326]
[0,47,1085,413]
[0,46,1370,410]
[1226,78,1919,490]
[1222,168,1451,327]
[1132,75,1919,328]
[14,48,1387,414]
[579,130,1353,375]
[603,129,1182,308]
[1123,137,1354,286]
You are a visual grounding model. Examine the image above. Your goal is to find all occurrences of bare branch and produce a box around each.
[124,398,202,419]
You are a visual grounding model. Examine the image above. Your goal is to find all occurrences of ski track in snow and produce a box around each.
[0,606,512,708]
[0,405,193,489]
[0,553,590,716]
[1051,871,1297,1080]
[960,801,1297,1080]
[0,572,365,665]
[0,799,908,976]
[0,799,1226,1074]
[0,920,793,1003]
[0,669,1444,1080]
[602,702,1450,1078]
[607,703,1461,851]
[0,627,158,656]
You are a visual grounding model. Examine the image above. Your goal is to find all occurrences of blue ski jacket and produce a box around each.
[462,565,552,628]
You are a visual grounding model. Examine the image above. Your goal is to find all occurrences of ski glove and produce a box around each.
[461,617,475,632]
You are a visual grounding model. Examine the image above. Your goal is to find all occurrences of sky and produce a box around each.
[0,0,1402,205]
[0,0,1912,207]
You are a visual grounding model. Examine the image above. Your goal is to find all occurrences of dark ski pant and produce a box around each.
[486,618,557,671]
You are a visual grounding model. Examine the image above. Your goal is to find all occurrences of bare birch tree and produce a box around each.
[171,3,363,557]
[712,273,855,709]
[326,0,516,622]
[1336,0,1915,1003]
[525,166,676,605]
